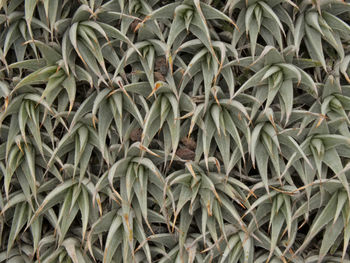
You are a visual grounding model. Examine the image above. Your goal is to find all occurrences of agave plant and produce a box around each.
[295,0,350,70]
[2,0,350,262]
[225,0,296,57]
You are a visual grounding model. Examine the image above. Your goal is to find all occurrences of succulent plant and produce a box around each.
[1,0,350,262]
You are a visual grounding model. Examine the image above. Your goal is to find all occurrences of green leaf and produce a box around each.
[305,24,326,71]
[12,66,57,93]
[7,202,27,253]
[297,192,338,254]
[78,186,89,240]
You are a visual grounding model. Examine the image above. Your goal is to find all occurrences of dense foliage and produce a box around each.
[1,0,350,262]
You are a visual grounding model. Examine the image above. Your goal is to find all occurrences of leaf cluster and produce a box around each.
[1,0,350,262]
